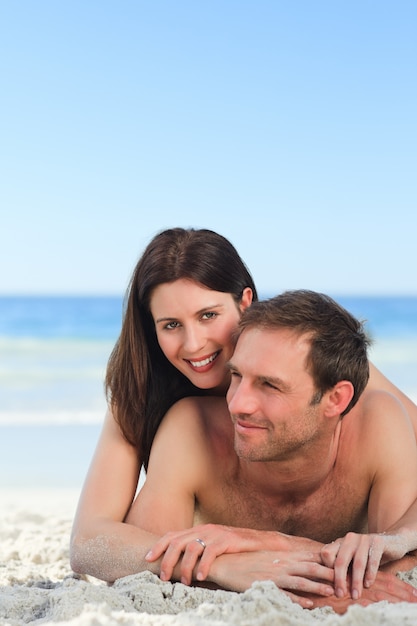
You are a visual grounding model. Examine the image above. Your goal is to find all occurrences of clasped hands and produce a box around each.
[145,524,417,609]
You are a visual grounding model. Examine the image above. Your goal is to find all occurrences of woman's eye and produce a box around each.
[165,321,180,330]
[201,311,217,320]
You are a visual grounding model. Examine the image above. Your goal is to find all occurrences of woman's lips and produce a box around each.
[185,351,220,372]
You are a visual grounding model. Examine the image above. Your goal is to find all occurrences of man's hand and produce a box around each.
[321,531,415,599]
[207,550,335,609]
[308,570,417,614]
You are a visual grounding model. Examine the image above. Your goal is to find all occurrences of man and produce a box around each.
[128,291,417,610]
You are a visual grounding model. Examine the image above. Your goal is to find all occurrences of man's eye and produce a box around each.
[264,381,278,390]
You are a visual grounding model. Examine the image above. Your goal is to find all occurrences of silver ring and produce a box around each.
[195,538,207,549]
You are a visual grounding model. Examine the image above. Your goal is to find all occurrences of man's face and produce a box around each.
[226,326,325,463]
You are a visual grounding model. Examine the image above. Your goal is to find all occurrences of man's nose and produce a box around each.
[227,380,257,415]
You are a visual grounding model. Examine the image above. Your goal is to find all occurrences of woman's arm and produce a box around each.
[70,398,214,582]
[70,409,160,581]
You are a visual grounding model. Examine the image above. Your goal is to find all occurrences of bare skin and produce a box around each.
[70,282,417,611]
[367,363,417,439]
[135,392,417,571]
[71,282,252,579]
[130,327,417,607]
[208,553,417,614]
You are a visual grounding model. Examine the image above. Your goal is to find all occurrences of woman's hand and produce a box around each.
[145,524,292,584]
[321,531,414,600]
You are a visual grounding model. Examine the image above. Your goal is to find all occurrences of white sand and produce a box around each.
[2,489,417,625]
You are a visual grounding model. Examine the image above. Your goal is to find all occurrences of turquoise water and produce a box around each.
[1,295,416,487]
[0,296,121,421]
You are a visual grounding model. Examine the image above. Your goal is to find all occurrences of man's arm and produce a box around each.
[148,392,417,593]
[137,393,417,610]
[321,391,417,598]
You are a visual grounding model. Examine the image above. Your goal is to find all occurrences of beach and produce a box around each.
[2,295,417,624]
[2,489,417,626]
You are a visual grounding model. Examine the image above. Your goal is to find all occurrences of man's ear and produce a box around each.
[239,287,253,313]
[323,381,354,418]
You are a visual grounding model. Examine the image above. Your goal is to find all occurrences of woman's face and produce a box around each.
[150,278,252,394]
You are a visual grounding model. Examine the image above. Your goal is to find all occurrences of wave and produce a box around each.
[0,409,105,426]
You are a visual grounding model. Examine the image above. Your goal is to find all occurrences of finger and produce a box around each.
[333,538,358,598]
[350,541,371,599]
[279,573,334,597]
[320,541,340,567]
[196,544,221,581]
[282,590,314,609]
[277,560,334,591]
[145,528,198,561]
[364,573,417,604]
[390,579,417,603]
[364,537,384,589]
[159,540,190,581]
[145,536,173,562]
[180,540,207,585]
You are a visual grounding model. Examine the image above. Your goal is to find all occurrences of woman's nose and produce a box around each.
[183,326,205,353]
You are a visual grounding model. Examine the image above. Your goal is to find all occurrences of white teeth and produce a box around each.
[189,352,218,368]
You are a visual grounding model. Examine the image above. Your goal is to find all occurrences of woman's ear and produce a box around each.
[323,381,354,418]
[239,287,253,313]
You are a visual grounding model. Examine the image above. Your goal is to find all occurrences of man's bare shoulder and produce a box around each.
[350,389,412,433]
[341,389,416,467]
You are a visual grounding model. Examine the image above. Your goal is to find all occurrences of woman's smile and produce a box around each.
[186,350,221,371]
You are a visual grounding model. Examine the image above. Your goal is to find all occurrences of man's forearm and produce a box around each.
[275,531,323,552]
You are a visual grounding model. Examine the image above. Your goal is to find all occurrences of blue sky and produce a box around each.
[1,1,416,297]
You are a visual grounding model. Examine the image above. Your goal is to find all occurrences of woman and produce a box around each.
[70,227,417,599]
[70,228,257,576]
[104,227,257,471]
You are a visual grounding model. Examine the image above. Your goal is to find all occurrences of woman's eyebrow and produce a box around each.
[156,303,224,324]
[155,316,177,324]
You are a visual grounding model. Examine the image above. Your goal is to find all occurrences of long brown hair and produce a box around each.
[106,228,258,469]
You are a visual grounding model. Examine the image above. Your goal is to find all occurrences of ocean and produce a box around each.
[1,295,417,489]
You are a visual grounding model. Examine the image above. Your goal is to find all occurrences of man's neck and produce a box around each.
[238,421,343,501]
